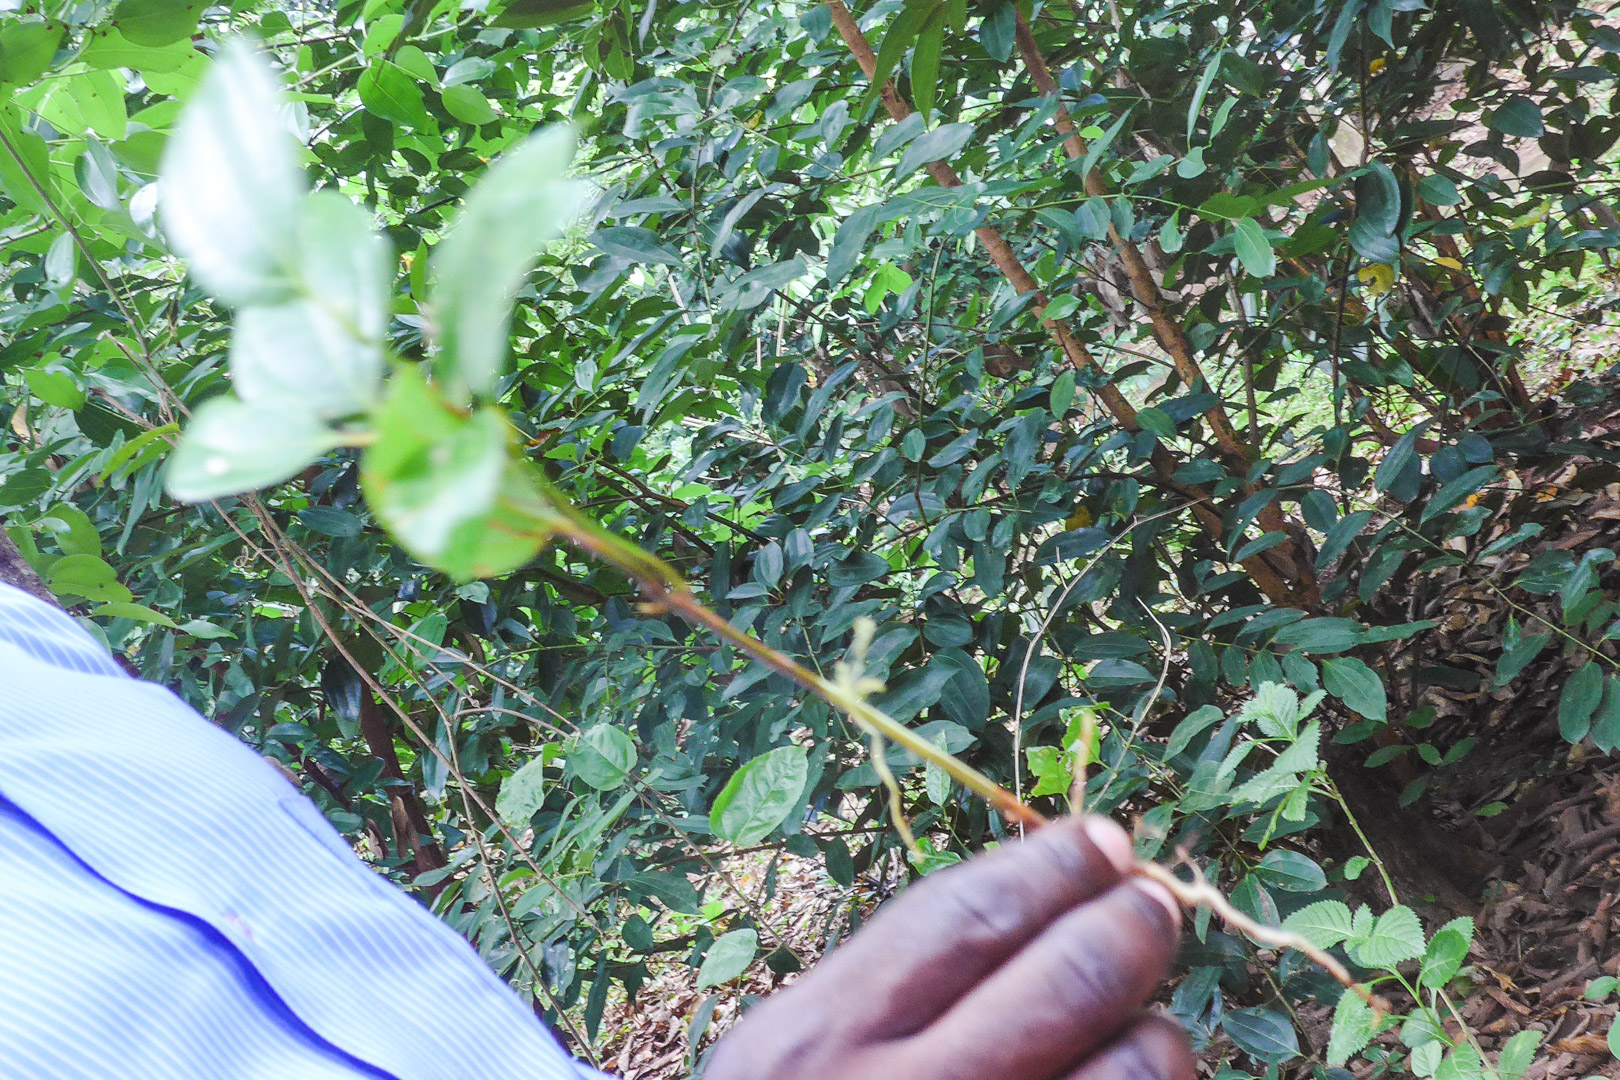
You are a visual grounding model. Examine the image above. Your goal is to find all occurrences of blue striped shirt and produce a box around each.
[0,582,607,1079]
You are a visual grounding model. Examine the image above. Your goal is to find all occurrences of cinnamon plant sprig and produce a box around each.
[155,43,1381,1016]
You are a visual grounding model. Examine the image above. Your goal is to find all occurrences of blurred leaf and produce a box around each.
[166,395,339,501]
[432,126,584,401]
[158,41,304,305]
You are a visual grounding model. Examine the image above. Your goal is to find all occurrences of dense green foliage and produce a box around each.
[3,0,1620,1075]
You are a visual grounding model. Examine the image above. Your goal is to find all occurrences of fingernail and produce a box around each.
[1132,879,1183,931]
[1083,815,1134,875]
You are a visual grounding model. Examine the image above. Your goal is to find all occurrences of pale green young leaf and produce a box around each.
[697,929,758,989]
[158,40,305,306]
[1420,916,1473,989]
[1434,1043,1484,1080]
[166,395,341,502]
[710,744,809,846]
[431,126,585,401]
[496,757,549,823]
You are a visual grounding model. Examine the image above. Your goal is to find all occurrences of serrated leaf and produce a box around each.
[1496,1029,1541,1080]
[1349,904,1425,968]
[1420,916,1472,989]
[1327,987,1374,1066]
[1282,899,1356,948]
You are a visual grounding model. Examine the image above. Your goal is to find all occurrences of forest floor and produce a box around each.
[592,296,1620,1078]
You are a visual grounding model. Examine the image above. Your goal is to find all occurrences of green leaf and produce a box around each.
[1490,95,1544,138]
[166,395,340,502]
[440,84,498,125]
[1232,217,1276,277]
[1355,162,1402,234]
[894,121,973,179]
[1608,1013,1619,1061]
[1050,369,1076,418]
[1274,617,1362,654]
[1434,1044,1483,1080]
[1255,849,1327,892]
[697,929,758,989]
[1558,661,1603,744]
[1420,466,1498,524]
[710,745,809,846]
[0,19,65,86]
[1281,899,1356,949]
[910,16,943,121]
[431,126,584,401]
[360,368,550,580]
[492,0,593,28]
[90,601,179,627]
[358,60,429,127]
[1420,916,1473,989]
[1327,987,1374,1066]
[112,0,201,47]
[228,193,389,419]
[1494,619,1548,686]
[1322,656,1387,722]
[1349,904,1425,967]
[25,366,85,410]
[1186,48,1225,144]
[571,725,637,790]
[1496,1029,1541,1080]
[1078,107,1132,183]
[496,756,548,823]
[1223,1007,1299,1064]
[826,203,881,287]
[1418,173,1461,206]
[1584,975,1618,1000]
[48,555,132,604]
[158,40,305,306]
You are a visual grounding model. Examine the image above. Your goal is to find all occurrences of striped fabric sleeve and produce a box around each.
[0,581,127,677]
[0,581,620,1079]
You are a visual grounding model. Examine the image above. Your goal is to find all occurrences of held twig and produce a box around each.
[512,479,1379,1007]
[1137,854,1386,1018]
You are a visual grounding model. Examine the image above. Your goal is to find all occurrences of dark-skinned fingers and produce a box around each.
[1059,1015,1196,1080]
[889,879,1182,1080]
[788,817,1135,1041]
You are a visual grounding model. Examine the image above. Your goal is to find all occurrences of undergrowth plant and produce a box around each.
[148,42,1568,1080]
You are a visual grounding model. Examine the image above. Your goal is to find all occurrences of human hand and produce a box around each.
[704,816,1190,1080]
